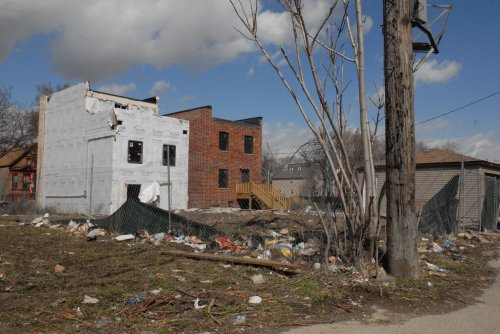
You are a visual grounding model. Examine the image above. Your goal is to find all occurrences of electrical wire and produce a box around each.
[416,90,500,126]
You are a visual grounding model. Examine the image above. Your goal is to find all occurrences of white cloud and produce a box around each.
[149,80,172,96]
[96,82,136,96]
[0,0,256,81]
[363,16,374,34]
[414,59,462,84]
[419,132,500,163]
[263,122,313,152]
[247,67,255,78]
[416,118,450,134]
[0,0,351,81]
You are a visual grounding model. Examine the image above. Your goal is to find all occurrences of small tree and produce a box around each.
[0,88,36,158]
[231,0,378,265]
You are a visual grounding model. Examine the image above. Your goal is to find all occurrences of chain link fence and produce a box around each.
[2,144,498,264]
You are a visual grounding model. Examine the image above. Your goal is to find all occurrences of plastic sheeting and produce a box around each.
[139,182,161,204]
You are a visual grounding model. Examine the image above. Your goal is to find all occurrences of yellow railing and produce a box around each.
[236,182,290,210]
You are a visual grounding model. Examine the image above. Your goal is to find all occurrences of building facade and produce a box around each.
[167,106,262,208]
[37,82,189,215]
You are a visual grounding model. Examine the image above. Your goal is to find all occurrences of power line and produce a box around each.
[416,90,500,126]
[375,90,500,137]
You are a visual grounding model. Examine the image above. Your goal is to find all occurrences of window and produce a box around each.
[218,169,228,188]
[162,145,176,166]
[128,140,143,164]
[12,174,18,190]
[219,132,229,151]
[22,174,30,191]
[244,135,253,154]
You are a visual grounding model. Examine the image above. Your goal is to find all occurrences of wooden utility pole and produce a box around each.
[383,0,418,278]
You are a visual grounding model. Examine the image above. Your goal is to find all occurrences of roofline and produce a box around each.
[163,105,213,116]
[89,90,159,105]
[373,160,500,171]
[0,144,36,168]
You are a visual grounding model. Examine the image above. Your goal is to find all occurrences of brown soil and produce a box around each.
[0,214,497,334]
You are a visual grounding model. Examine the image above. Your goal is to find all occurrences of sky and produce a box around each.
[0,0,499,162]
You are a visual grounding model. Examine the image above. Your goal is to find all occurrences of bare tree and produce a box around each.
[0,88,36,159]
[230,0,378,264]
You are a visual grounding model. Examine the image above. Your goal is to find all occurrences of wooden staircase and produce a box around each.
[236,182,290,210]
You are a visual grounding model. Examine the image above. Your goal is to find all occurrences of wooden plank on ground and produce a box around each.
[163,250,301,272]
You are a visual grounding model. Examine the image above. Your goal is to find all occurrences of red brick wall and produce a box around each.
[169,107,262,208]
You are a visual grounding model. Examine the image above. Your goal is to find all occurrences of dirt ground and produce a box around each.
[0,212,498,334]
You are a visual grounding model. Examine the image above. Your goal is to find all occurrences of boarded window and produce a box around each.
[218,169,228,188]
[219,132,229,151]
[162,145,176,166]
[128,140,143,164]
[244,135,253,154]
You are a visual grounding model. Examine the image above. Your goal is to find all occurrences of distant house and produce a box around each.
[272,162,324,198]
[37,82,189,215]
[167,106,281,209]
[374,149,500,232]
[0,144,37,203]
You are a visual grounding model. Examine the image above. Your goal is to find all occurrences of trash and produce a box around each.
[233,315,247,325]
[115,234,135,242]
[86,229,99,241]
[193,298,206,309]
[425,262,447,273]
[200,280,213,284]
[248,296,262,304]
[83,295,100,304]
[149,289,162,295]
[75,307,84,317]
[67,220,79,232]
[251,274,265,284]
[427,281,433,287]
[153,232,165,241]
[300,247,317,256]
[279,228,289,235]
[216,236,238,250]
[430,242,443,253]
[313,262,321,270]
[126,296,142,305]
[190,243,207,251]
[95,319,109,329]
[54,264,65,274]
[442,239,453,248]
[277,243,293,258]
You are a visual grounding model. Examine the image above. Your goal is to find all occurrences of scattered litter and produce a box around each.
[54,264,65,274]
[115,234,135,242]
[149,289,162,295]
[313,262,321,270]
[200,280,213,284]
[248,296,262,304]
[86,229,99,241]
[83,295,99,304]
[442,240,453,248]
[233,315,247,325]
[251,274,265,284]
[425,262,447,273]
[429,242,443,253]
[193,298,206,309]
[126,296,142,305]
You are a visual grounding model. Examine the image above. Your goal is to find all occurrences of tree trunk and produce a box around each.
[383,0,418,278]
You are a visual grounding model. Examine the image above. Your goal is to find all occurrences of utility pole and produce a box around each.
[383,0,418,278]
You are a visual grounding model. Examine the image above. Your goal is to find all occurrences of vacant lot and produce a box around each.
[0,214,497,333]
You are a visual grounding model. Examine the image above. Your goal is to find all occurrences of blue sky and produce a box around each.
[1,0,499,161]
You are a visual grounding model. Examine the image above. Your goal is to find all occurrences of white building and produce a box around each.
[36,82,189,215]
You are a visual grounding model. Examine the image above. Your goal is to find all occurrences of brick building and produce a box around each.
[166,106,262,208]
